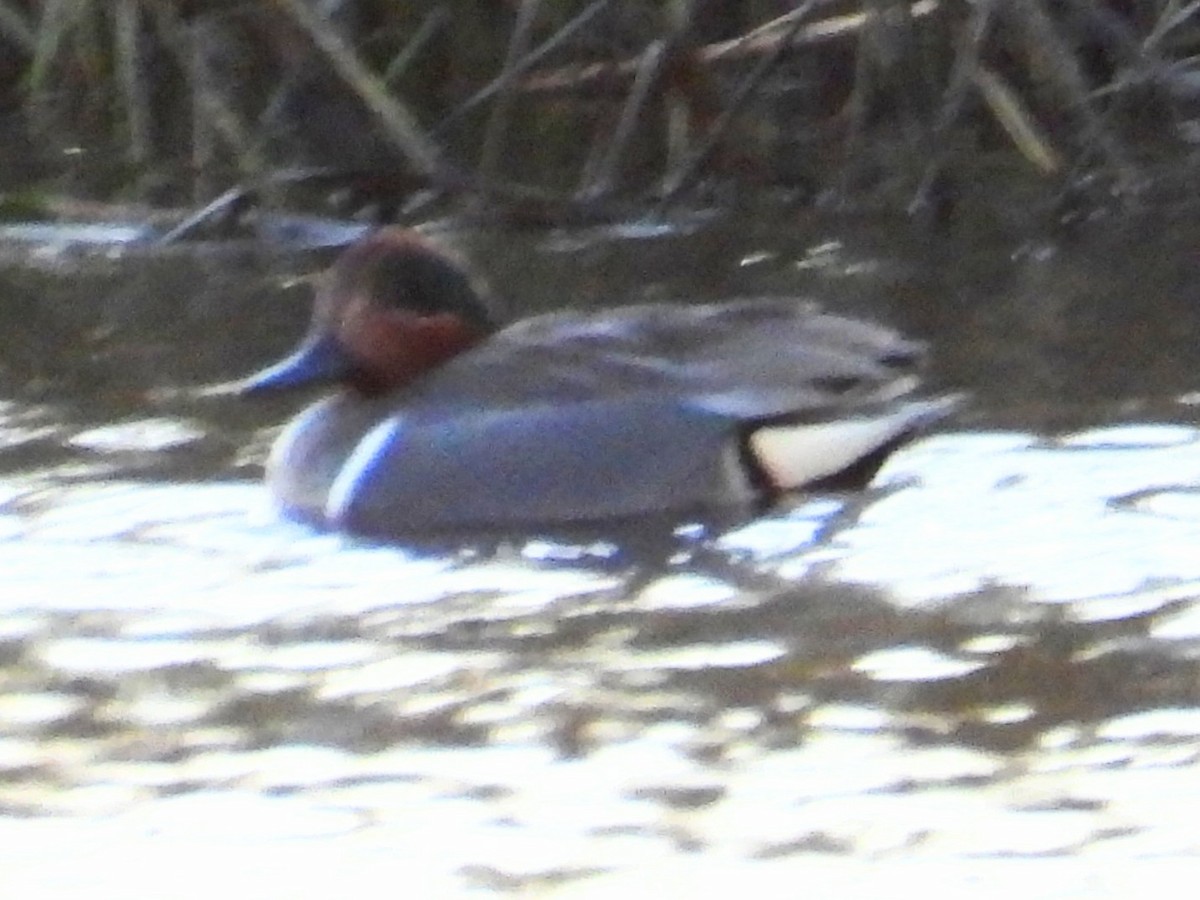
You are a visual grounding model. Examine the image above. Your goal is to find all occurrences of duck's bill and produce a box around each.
[238,331,356,394]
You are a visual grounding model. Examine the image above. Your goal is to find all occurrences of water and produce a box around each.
[3,210,1200,896]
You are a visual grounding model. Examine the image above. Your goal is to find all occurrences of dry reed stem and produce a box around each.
[0,0,34,54]
[273,0,443,177]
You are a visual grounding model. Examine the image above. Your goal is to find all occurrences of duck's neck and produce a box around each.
[350,312,489,397]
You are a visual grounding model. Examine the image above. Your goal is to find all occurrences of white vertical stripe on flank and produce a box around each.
[327,418,403,523]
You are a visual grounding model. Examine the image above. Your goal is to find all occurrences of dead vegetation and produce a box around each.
[0,1,1198,221]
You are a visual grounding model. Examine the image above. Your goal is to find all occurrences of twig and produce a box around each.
[0,0,34,54]
[579,40,669,200]
[114,0,150,167]
[1147,0,1200,51]
[479,0,542,184]
[26,0,76,103]
[1001,0,1133,184]
[383,5,449,84]
[658,1,818,206]
[522,0,941,95]
[272,0,444,178]
[149,8,266,188]
[435,0,613,136]
[911,0,994,214]
[973,64,1061,174]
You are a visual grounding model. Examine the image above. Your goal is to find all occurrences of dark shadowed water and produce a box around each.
[3,204,1200,897]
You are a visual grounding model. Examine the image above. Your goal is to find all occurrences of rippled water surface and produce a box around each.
[4,212,1200,897]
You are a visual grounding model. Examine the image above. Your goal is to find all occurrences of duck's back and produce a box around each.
[401,298,924,413]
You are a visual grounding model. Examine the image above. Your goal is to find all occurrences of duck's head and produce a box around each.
[242,228,498,397]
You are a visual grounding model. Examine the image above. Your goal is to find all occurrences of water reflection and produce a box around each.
[825,424,1200,606]
[4,413,1200,892]
[5,213,1200,894]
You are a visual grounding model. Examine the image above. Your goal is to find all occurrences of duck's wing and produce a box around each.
[405,298,927,413]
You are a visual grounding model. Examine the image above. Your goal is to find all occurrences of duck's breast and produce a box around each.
[263,394,393,527]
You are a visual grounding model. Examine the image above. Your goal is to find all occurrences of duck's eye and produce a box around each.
[879,350,919,369]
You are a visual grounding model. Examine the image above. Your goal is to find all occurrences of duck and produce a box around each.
[240,227,956,538]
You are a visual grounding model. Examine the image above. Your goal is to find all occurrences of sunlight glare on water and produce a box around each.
[7,257,1200,895]
[814,425,1200,608]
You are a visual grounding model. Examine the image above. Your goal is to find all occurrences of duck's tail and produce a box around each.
[745,394,962,492]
